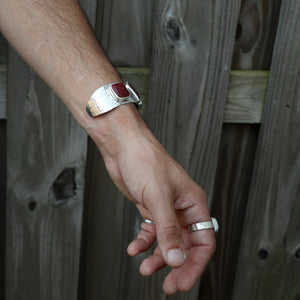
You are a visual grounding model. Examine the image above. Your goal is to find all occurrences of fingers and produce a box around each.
[162,267,182,295]
[127,222,156,256]
[136,230,215,294]
[146,194,186,268]
[139,247,166,276]
[176,234,215,292]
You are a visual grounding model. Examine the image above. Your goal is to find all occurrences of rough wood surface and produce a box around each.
[0,65,6,119]
[232,0,282,69]
[204,0,283,299]
[0,65,269,123]
[147,0,241,199]
[79,137,142,300]
[0,120,6,300]
[225,71,268,123]
[5,1,95,299]
[144,1,241,299]
[78,70,151,300]
[6,49,87,300]
[205,124,259,300]
[95,0,156,67]
[0,33,7,300]
[0,33,7,64]
[232,1,300,299]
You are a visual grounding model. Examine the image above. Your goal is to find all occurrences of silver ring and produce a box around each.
[188,217,219,233]
[143,219,155,225]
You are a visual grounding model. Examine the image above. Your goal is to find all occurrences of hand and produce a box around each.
[89,105,216,294]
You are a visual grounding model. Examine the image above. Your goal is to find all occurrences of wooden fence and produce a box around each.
[0,0,299,299]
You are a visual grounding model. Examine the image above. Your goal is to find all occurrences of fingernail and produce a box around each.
[167,248,185,266]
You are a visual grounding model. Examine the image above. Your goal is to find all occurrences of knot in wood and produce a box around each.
[257,248,269,260]
[236,2,260,53]
[50,168,76,204]
[166,20,180,42]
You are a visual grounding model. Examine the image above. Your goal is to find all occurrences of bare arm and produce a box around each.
[0,0,215,294]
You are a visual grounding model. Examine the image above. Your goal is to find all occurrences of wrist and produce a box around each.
[83,103,150,159]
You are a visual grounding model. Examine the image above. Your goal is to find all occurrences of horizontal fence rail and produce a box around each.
[0,65,268,124]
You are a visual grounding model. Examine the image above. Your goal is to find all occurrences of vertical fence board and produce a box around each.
[232,1,300,299]
[79,1,155,299]
[205,0,282,299]
[141,1,241,299]
[0,34,7,300]
[0,65,6,119]
[0,33,7,64]
[0,119,6,300]
[6,50,87,300]
[6,1,96,299]
[79,71,151,300]
[95,0,156,67]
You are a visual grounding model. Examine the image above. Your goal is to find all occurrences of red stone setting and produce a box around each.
[128,82,140,99]
[111,83,130,99]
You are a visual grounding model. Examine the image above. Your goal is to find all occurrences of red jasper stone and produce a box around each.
[112,83,129,99]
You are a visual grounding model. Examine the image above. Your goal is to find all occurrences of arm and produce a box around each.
[0,0,215,294]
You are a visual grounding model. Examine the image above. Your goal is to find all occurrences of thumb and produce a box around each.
[150,196,186,267]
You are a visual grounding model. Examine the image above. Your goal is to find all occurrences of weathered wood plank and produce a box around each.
[79,4,164,299]
[0,65,269,123]
[232,0,300,299]
[0,34,7,300]
[95,0,156,67]
[142,1,241,299]
[204,123,259,300]
[0,65,6,119]
[205,0,283,298]
[78,69,150,300]
[0,33,7,64]
[6,1,96,299]
[0,120,6,300]
[232,0,282,69]
[225,70,268,123]
[147,0,241,191]
[6,49,87,300]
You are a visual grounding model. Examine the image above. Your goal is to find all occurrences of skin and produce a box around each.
[0,0,216,294]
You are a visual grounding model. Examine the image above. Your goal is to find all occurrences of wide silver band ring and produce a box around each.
[188,217,219,233]
[143,218,219,233]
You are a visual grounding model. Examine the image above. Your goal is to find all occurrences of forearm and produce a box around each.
[0,0,147,158]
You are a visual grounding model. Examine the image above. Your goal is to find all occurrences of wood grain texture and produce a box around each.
[6,50,87,300]
[144,1,241,299]
[0,31,7,300]
[232,0,300,299]
[205,0,283,299]
[0,65,6,119]
[6,1,96,299]
[95,0,156,67]
[79,137,143,300]
[78,69,152,300]
[232,0,282,69]
[147,0,241,203]
[204,124,259,300]
[225,71,268,123]
[0,120,6,300]
[0,65,269,123]
[0,33,7,64]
